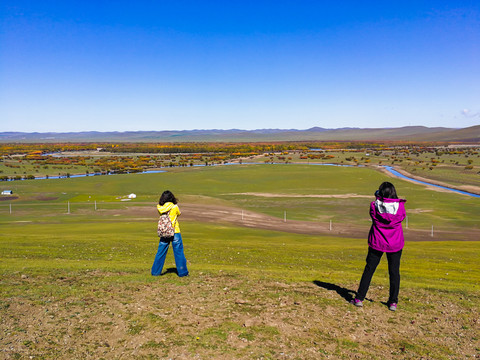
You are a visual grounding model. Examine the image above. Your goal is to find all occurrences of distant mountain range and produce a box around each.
[0,125,479,143]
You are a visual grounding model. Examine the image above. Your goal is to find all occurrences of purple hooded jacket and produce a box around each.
[368,196,406,253]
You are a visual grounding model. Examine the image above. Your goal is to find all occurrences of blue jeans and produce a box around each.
[151,233,189,277]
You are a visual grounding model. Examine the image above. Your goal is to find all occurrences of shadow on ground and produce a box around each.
[313,280,356,303]
[161,267,178,276]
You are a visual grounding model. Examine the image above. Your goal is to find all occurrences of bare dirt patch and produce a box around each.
[0,196,18,202]
[1,272,478,359]
[116,203,362,237]
[35,195,59,201]
[115,203,480,242]
[407,208,433,214]
[228,192,371,199]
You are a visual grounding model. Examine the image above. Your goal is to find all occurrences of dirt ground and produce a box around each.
[1,272,479,359]
[118,201,479,242]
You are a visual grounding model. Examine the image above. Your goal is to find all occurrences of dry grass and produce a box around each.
[1,270,479,360]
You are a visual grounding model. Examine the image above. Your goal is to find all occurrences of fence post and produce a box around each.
[67,201,70,214]
[329,220,332,231]
[284,211,286,222]
[10,203,12,214]
[431,225,434,237]
[95,200,97,211]
[241,210,244,221]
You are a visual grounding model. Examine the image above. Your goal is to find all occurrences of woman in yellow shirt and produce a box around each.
[151,190,189,277]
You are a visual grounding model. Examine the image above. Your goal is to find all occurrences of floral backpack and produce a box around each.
[157,211,175,238]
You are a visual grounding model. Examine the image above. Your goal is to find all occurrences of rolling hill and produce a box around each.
[0,125,478,142]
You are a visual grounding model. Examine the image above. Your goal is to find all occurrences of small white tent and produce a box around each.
[128,193,137,199]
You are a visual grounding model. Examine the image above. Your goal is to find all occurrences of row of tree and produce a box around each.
[2,141,450,156]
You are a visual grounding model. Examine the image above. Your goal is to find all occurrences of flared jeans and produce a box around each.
[151,233,189,277]
[356,247,402,304]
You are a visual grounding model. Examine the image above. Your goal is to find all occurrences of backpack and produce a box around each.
[157,211,175,238]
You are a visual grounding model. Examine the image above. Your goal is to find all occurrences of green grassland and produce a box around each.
[1,221,479,359]
[2,164,479,231]
[1,220,479,292]
[2,146,479,190]
[1,165,479,359]
[245,149,480,188]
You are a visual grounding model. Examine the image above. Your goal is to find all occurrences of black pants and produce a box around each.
[356,247,402,304]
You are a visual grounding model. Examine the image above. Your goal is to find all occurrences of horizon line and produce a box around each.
[0,125,464,134]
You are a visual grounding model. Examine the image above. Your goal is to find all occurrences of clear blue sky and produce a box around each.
[1,1,479,132]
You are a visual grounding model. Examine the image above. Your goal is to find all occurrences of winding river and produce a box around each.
[383,166,480,198]
[3,163,479,198]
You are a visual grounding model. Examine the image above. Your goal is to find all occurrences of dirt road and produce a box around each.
[126,202,478,241]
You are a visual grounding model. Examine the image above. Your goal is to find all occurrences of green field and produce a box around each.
[1,165,479,359]
[3,164,479,232]
[2,146,479,191]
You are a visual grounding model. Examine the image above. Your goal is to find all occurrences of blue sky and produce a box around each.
[1,1,479,132]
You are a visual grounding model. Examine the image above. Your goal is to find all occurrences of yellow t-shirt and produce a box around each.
[157,202,181,233]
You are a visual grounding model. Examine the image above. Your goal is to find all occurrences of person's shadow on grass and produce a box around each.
[161,267,178,276]
[313,280,357,303]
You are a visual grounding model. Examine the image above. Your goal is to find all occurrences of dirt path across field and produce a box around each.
[181,203,354,236]
[227,192,372,199]
[119,202,479,241]
[180,203,479,242]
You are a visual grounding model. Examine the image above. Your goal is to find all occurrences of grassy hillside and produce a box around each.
[1,220,479,359]
[2,125,478,142]
[1,165,479,358]
[418,125,480,142]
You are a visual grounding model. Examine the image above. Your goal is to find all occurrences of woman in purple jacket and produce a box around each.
[351,182,406,311]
